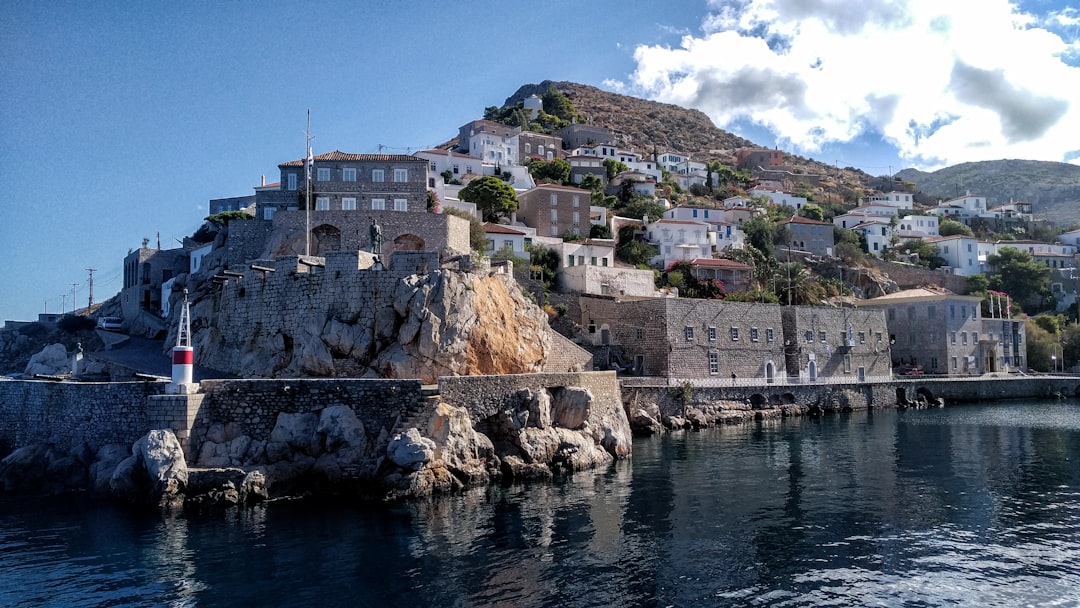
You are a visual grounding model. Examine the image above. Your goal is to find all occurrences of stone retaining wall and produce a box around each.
[438,371,622,422]
[0,380,168,455]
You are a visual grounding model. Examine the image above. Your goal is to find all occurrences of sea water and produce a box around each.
[2,399,1079,607]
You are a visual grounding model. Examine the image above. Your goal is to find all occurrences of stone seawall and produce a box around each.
[0,379,168,455]
[620,376,1080,430]
[189,378,422,458]
[438,371,622,422]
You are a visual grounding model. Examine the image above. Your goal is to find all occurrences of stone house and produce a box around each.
[566,155,607,185]
[778,215,835,256]
[517,183,603,238]
[783,306,892,382]
[860,288,999,374]
[685,258,754,292]
[556,124,615,149]
[257,151,429,219]
[518,132,563,162]
[735,148,784,170]
[121,245,192,325]
[578,296,788,380]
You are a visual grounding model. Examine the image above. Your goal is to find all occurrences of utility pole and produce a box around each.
[86,268,97,309]
[60,294,67,314]
[71,283,79,313]
[305,110,314,258]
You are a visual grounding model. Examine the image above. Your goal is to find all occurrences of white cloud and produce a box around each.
[625,0,1080,168]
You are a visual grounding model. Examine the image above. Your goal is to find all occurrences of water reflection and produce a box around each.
[1,401,1079,607]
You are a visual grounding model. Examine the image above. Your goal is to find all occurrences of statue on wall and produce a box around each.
[370,218,383,256]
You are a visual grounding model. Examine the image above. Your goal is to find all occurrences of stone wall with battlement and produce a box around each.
[438,371,622,423]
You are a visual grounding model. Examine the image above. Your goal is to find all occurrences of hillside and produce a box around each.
[501,81,881,203]
[897,160,1080,226]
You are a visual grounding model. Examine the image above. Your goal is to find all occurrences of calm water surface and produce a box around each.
[2,400,1079,607]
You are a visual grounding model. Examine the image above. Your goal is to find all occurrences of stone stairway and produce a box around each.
[390,384,441,437]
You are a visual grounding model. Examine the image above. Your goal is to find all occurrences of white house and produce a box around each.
[925,235,980,276]
[851,221,893,257]
[558,239,617,269]
[751,188,808,211]
[457,120,520,166]
[708,221,745,251]
[896,214,939,239]
[861,191,915,211]
[834,211,890,230]
[484,223,530,255]
[645,219,713,268]
[572,143,641,165]
[664,206,723,222]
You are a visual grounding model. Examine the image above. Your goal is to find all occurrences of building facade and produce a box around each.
[517,184,601,238]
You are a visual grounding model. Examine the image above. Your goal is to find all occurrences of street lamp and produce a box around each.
[1052,354,1058,374]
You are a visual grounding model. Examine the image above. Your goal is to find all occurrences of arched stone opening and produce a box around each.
[392,233,425,252]
[311,224,342,255]
[749,393,767,408]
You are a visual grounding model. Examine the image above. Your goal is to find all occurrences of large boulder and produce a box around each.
[0,443,87,494]
[427,402,497,484]
[24,343,70,376]
[109,430,188,507]
[267,412,321,459]
[386,428,436,472]
[89,444,131,496]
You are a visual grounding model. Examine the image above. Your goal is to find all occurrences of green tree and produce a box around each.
[459,176,518,221]
[800,204,824,222]
[528,158,571,184]
[897,239,946,269]
[742,216,776,258]
[772,262,825,305]
[1033,314,1064,336]
[589,224,612,239]
[1025,318,1056,372]
[442,207,487,253]
[579,173,604,192]
[618,198,666,222]
[604,158,629,180]
[986,248,1051,313]
[542,86,578,123]
[616,224,657,266]
[939,219,974,237]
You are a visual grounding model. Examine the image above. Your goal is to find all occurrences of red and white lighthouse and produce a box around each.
[171,289,193,391]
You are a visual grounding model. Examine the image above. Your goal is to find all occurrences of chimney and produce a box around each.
[261,175,266,187]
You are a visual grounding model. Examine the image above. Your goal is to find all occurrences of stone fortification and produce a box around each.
[184,250,587,382]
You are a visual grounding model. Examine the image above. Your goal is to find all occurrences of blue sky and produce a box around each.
[2,0,1077,322]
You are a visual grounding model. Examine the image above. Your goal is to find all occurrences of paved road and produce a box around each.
[90,334,231,381]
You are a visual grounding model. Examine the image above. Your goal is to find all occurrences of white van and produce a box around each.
[97,317,124,332]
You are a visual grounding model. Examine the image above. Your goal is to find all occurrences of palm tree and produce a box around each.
[773,262,825,305]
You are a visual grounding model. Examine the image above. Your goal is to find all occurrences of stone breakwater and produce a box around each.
[0,372,631,507]
[2,373,1077,507]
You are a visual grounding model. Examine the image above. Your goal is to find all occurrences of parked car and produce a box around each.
[898,365,924,376]
[96,317,124,332]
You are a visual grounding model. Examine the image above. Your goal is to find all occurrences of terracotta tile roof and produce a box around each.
[279,150,421,167]
[687,257,753,270]
[525,183,593,193]
[778,215,831,226]
[483,223,526,235]
[416,149,478,159]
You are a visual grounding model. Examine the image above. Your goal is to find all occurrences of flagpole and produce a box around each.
[305,109,313,257]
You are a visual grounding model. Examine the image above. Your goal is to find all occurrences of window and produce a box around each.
[930,357,938,370]
[751,328,759,342]
[315,197,329,210]
[636,328,644,341]
[858,331,866,344]
[372,169,385,182]
[731,327,740,341]
[708,326,717,342]
[550,209,558,221]
[709,351,719,375]
[844,354,852,373]
[929,332,937,344]
[685,326,695,341]
[568,256,575,266]
[819,331,827,343]
[962,332,968,345]
[393,199,408,211]
[485,239,495,252]
[950,332,957,345]
[952,356,958,369]
[572,196,580,208]
[394,169,408,182]
[766,328,775,343]
[573,211,580,224]
[972,332,979,343]
[590,256,597,266]
[341,197,356,211]
[343,168,357,182]
[287,173,297,191]
[876,332,883,342]
[263,206,276,220]
[551,195,558,206]
[371,198,385,210]
[577,255,585,265]
[452,164,459,174]
[317,167,330,182]
[601,258,608,267]
[805,331,813,343]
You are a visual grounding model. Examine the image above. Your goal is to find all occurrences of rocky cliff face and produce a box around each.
[185,268,557,383]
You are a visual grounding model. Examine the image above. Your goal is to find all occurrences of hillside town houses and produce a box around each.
[114,105,1080,386]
